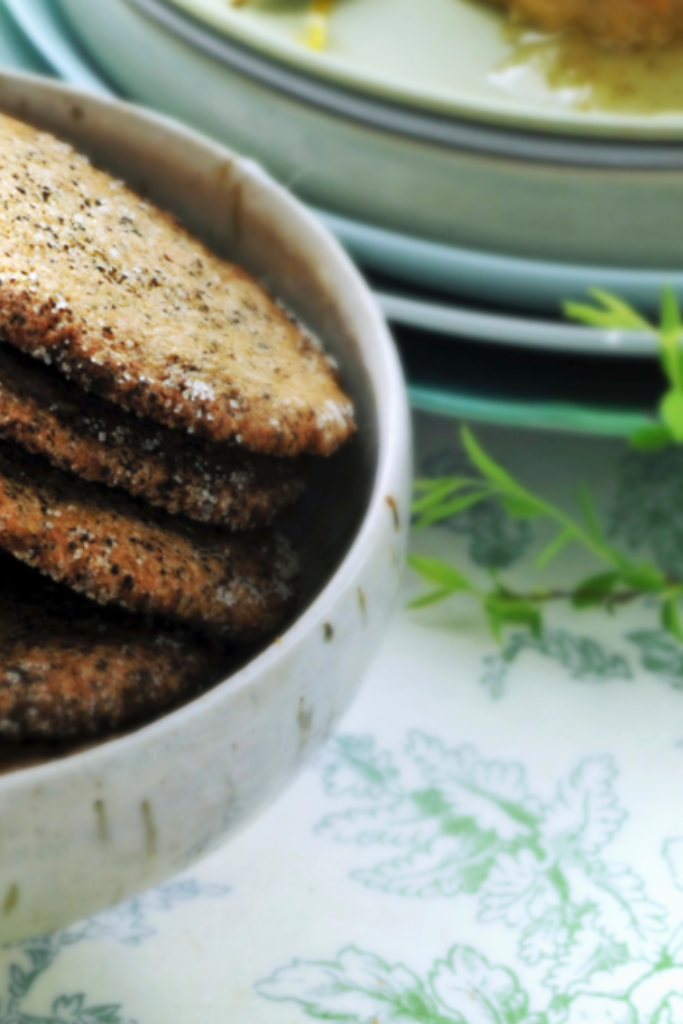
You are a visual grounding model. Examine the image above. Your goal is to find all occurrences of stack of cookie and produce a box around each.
[0,113,356,743]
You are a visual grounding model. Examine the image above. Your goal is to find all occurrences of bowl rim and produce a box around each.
[121,0,683,167]
[62,0,683,144]
[19,0,683,166]
[0,71,410,792]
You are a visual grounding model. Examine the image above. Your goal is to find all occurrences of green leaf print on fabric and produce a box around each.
[0,880,229,1024]
[628,631,683,690]
[610,448,683,580]
[258,944,538,1024]
[556,993,637,1023]
[662,838,683,891]
[650,994,683,1024]
[431,946,529,1022]
[257,946,452,1023]
[540,756,626,857]
[258,942,683,1023]
[419,451,533,571]
[317,734,402,801]
[258,938,683,1023]
[265,726,683,1024]
[48,994,130,1024]
[481,630,633,700]
[316,734,668,991]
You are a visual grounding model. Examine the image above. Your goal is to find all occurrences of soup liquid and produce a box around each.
[496,24,683,114]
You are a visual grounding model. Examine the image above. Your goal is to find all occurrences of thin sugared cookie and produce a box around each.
[0,556,223,741]
[0,113,355,456]
[0,442,299,640]
[0,343,304,528]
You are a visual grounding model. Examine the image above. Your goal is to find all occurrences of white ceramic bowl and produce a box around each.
[0,73,411,943]
[52,0,683,268]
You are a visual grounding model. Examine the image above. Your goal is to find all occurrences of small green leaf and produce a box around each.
[590,289,654,330]
[485,603,504,643]
[461,427,519,492]
[661,597,683,643]
[409,588,463,609]
[411,478,478,515]
[661,285,682,337]
[484,594,543,641]
[563,300,615,329]
[564,290,653,332]
[578,483,605,545]
[575,484,628,569]
[413,490,490,529]
[659,340,681,395]
[620,563,666,593]
[535,528,574,569]
[629,423,674,452]
[660,348,678,394]
[407,555,475,593]
[660,390,683,443]
[658,287,683,393]
[502,494,544,520]
[413,476,470,492]
[572,572,620,609]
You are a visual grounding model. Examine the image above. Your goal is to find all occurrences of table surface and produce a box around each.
[1,7,683,1022]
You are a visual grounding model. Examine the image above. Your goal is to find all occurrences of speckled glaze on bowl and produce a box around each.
[0,72,411,942]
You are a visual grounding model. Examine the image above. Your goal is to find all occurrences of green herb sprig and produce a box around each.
[409,288,683,643]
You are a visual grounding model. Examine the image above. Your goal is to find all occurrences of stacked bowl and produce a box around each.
[7,0,682,433]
